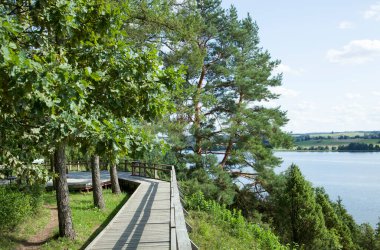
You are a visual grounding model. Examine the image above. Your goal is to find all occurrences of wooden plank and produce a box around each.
[86,174,171,250]
[84,167,193,250]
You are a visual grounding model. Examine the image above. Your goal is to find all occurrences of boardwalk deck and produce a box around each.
[86,174,171,250]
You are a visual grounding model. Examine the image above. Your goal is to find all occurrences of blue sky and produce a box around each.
[221,1,380,133]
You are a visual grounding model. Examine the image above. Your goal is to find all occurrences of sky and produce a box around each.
[221,1,380,133]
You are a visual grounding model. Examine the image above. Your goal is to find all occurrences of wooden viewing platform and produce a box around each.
[84,163,195,250]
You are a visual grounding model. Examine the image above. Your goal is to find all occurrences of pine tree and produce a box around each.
[333,196,361,248]
[277,164,328,248]
[315,187,354,249]
[358,223,377,250]
[376,219,380,250]
[160,0,292,179]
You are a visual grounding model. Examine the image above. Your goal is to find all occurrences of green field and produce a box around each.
[292,131,377,138]
[295,138,380,147]
[291,131,380,150]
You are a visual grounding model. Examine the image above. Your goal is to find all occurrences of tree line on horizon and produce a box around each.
[1,0,380,249]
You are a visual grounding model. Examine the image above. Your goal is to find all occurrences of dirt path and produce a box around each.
[17,205,58,250]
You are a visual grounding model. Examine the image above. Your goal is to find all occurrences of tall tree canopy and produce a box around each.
[0,0,181,238]
[160,0,291,175]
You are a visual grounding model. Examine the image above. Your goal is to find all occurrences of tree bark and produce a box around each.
[50,154,57,190]
[220,138,233,169]
[220,92,244,169]
[110,163,121,194]
[194,65,206,168]
[91,155,105,209]
[54,142,76,239]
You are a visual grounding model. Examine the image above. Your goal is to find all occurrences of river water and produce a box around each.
[274,151,380,227]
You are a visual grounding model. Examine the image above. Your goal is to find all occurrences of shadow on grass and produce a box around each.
[3,233,60,248]
[79,192,130,250]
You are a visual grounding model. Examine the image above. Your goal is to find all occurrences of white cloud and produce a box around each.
[372,91,380,96]
[338,21,354,29]
[273,63,303,76]
[364,2,380,21]
[326,40,380,64]
[271,86,299,97]
[345,93,362,99]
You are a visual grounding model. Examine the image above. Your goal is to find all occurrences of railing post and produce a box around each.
[131,161,137,176]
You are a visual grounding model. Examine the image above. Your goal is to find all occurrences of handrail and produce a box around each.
[130,161,171,179]
[129,162,194,249]
[170,166,193,250]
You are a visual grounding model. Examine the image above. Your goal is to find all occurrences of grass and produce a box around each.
[0,204,51,249]
[185,192,286,250]
[42,189,128,250]
[0,189,128,250]
[188,211,286,250]
[188,211,250,250]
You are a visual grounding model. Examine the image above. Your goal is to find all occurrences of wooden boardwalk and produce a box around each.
[86,175,172,250]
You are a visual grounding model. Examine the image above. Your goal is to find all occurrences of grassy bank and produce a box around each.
[0,189,128,250]
[186,191,286,250]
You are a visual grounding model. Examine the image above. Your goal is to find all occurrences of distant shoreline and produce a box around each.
[274,149,380,153]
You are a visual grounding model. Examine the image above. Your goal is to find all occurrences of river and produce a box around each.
[274,151,380,227]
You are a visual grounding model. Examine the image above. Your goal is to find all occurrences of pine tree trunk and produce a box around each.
[91,155,105,209]
[220,92,244,169]
[194,65,206,168]
[54,142,76,239]
[110,163,121,194]
[220,138,233,168]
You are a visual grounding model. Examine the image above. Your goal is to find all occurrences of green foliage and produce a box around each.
[315,188,356,249]
[0,186,32,231]
[181,166,236,205]
[186,191,286,249]
[358,223,378,250]
[272,164,341,249]
[0,183,45,232]
[0,0,183,177]
[333,196,362,248]
[160,0,292,173]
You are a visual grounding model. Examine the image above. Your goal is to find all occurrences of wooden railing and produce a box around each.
[128,162,198,250]
[129,161,172,181]
[170,166,198,250]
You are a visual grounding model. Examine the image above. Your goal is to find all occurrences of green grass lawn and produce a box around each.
[0,189,128,250]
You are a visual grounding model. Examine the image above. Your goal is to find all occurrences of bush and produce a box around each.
[24,184,45,212]
[0,186,32,231]
[185,191,286,249]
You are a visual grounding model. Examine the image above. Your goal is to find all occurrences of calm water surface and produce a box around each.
[275,151,380,227]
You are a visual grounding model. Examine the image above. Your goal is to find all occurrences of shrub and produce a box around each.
[185,191,286,249]
[24,184,45,212]
[0,186,32,231]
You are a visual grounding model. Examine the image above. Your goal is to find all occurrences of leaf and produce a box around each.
[8,42,17,49]
[1,46,10,61]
